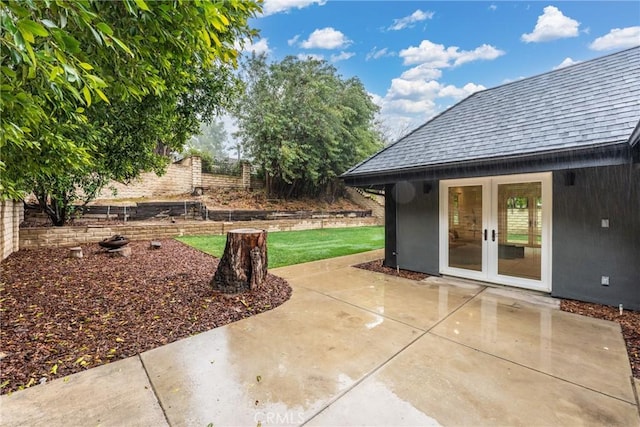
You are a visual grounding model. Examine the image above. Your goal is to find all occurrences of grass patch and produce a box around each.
[177,226,384,268]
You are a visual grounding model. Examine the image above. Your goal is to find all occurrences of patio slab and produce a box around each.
[1,250,637,426]
[308,333,640,426]
[140,286,420,426]
[296,268,484,330]
[430,287,636,404]
[0,356,167,427]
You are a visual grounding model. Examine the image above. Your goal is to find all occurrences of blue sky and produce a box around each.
[233,1,640,141]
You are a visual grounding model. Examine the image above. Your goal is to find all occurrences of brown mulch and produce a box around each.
[0,240,292,394]
[353,259,430,281]
[355,259,639,379]
[560,299,639,379]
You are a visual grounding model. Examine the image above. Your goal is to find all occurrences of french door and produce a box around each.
[439,173,552,292]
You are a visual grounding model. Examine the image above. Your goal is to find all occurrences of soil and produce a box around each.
[356,259,639,379]
[353,259,430,281]
[0,240,292,395]
[88,188,362,211]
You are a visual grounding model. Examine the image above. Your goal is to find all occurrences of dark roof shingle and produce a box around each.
[344,46,640,178]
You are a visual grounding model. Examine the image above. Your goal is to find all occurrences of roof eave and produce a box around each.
[342,142,632,186]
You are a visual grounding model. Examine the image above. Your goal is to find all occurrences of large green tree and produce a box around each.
[234,55,383,199]
[0,0,259,224]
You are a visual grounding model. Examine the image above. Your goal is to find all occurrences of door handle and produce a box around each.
[484,229,487,241]
[492,230,496,242]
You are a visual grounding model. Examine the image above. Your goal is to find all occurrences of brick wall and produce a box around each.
[1,200,24,260]
[95,157,262,200]
[19,217,381,249]
[96,157,196,200]
[345,187,385,219]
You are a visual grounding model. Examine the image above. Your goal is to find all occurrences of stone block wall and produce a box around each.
[1,200,24,260]
[94,157,261,200]
[96,157,197,200]
[19,217,380,249]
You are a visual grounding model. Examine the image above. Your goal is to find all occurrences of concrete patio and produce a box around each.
[1,250,638,426]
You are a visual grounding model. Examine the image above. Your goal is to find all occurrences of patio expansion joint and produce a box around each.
[428,332,639,408]
[632,375,640,418]
[302,283,488,425]
[137,354,172,426]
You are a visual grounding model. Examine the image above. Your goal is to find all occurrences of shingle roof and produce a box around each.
[344,46,640,178]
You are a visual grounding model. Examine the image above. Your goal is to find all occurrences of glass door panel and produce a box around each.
[448,186,483,271]
[496,182,542,280]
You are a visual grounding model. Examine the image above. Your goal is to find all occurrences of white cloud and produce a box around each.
[400,64,442,81]
[453,44,504,66]
[521,6,580,43]
[287,35,299,46]
[368,92,384,109]
[438,83,485,100]
[330,51,355,62]
[236,38,271,55]
[366,47,395,61]
[300,27,351,49]
[489,4,497,11]
[589,26,640,51]
[553,57,581,70]
[388,78,442,100]
[388,9,434,31]
[399,39,505,67]
[262,0,326,16]
[297,53,324,61]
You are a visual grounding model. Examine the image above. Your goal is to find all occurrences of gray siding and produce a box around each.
[552,165,640,310]
[394,181,440,275]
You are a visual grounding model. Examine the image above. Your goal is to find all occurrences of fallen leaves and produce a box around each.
[0,239,292,394]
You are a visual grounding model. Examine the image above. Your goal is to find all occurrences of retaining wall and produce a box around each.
[95,157,262,200]
[1,200,24,260]
[19,217,381,249]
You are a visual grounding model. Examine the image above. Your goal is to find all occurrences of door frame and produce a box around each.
[439,172,552,292]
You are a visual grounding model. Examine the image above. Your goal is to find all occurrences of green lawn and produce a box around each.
[177,226,384,268]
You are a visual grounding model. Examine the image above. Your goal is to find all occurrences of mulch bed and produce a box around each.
[356,259,639,379]
[0,240,291,395]
[353,259,430,281]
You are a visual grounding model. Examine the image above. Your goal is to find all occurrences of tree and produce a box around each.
[0,0,260,224]
[234,55,383,199]
[186,119,229,166]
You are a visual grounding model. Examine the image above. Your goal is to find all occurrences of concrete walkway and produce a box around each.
[1,250,638,426]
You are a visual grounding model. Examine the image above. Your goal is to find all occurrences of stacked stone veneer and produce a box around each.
[95,157,261,200]
[1,200,24,260]
[19,217,380,249]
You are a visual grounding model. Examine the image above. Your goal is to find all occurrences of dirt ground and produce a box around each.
[356,260,640,379]
[89,188,363,211]
[0,240,291,395]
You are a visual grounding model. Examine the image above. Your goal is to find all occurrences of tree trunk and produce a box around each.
[212,229,268,293]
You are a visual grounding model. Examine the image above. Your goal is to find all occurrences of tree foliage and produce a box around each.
[187,119,229,161]
[234,55,383,199]
[0,0,259,224]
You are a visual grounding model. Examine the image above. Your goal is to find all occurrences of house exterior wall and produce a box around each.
[393,181,440,275]
[382,164,639,310]
[552,164,640,310]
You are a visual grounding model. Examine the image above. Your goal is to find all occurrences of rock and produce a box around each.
[150,241,162,250]
[108,246,132,257]
[69,247,83,259]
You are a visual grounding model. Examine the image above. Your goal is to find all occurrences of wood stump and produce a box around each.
[212,229,268,293]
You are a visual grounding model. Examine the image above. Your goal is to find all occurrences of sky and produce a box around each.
[229,0,640,143]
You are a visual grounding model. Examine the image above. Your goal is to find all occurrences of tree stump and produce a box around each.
[212,229,268,293]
